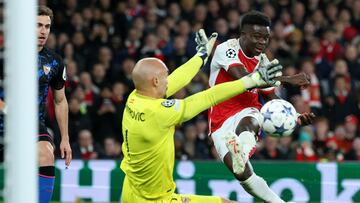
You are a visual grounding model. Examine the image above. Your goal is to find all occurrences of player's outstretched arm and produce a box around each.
[195,29,218,64]
[275,72,310,88]
[166,29,217,97]
[297,112,316,125]
[166,56,203,97]
[180,61,283,122]
[53,87,72,167]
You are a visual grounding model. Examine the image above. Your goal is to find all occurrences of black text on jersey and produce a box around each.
[126,105,145,122]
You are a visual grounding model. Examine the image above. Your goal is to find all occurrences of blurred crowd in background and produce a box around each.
[3,0,360,162]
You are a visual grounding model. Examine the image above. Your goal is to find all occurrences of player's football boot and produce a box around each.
[224,131,256,174]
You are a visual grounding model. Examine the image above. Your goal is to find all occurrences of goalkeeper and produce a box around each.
[120,29,283,203]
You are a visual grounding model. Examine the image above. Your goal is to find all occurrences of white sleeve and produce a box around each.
[211,42,243,71]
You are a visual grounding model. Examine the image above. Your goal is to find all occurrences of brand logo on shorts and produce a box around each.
[43,65,51,75]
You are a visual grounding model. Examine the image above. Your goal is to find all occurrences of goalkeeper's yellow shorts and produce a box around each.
[121,177,222,203]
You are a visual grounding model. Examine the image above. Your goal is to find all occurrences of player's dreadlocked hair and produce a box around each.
[240,11,271,30]
[38,5,54,22]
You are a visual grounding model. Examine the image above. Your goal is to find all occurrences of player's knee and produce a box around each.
[38,142,54,165]
[234,163,253,181]
[236,116,260,135]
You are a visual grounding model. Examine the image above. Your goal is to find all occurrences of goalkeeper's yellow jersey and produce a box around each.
[120,56,203,200]
[120,90,185,200]
[120,55,249,201]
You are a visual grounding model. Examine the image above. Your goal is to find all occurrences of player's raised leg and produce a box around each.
[224,129,256,175]
[224,115,286,203]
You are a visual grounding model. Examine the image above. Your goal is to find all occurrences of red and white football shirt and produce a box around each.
[208,38,274,133]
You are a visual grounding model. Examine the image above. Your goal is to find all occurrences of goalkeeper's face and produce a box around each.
[37,15,51,49]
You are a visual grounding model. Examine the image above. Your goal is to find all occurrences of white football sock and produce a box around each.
[240,173,285,203]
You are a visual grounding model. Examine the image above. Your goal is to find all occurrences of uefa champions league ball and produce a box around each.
[260,99,298,137]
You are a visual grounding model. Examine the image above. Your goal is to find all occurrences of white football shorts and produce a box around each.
[211,107,262,161]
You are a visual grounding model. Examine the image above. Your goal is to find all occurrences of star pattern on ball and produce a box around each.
[274,124,286,134]
[263,109,273,122]
[282,105,294,116]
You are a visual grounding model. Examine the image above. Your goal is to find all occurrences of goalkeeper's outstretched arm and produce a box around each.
[179,59,283,123]
[166,55,203,97]
[180,78,248,123]
[166,29,217,97]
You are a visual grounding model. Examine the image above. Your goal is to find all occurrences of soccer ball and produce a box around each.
[260,99,298,137]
